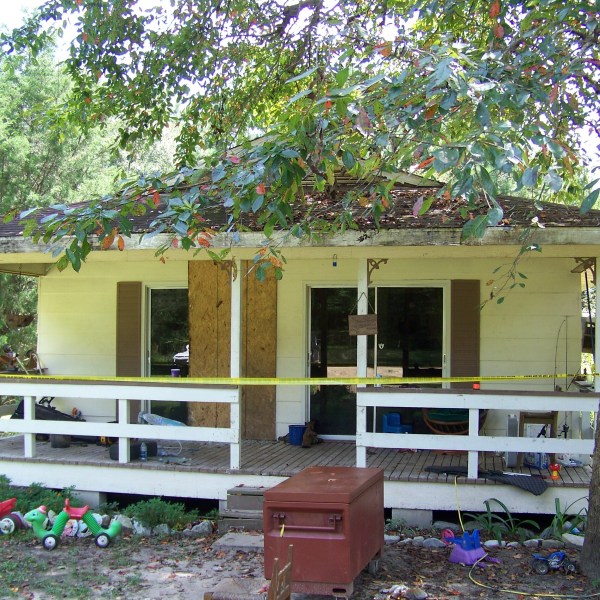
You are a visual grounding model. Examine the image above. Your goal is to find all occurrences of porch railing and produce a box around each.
[0,377,241,470]
[357,387,598,478]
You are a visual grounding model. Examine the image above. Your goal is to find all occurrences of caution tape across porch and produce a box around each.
[0,372,597,386]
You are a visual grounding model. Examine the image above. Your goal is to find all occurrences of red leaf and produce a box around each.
[489,0,500,18]
[493,23,505,38]
[227,155,241,164]
[152,191,160,206]
[256,183,266,195]
[117,235,124,251]
[415,156,434,170]
[549,83,559,104]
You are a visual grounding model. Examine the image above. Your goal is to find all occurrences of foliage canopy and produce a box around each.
[2,0,599,276]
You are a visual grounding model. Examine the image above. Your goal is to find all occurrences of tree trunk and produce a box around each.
[580,407,600,577]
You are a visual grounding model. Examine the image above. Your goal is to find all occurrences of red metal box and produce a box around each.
[263,466,384,597]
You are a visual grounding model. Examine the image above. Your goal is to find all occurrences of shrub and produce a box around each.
[124,497,198,530]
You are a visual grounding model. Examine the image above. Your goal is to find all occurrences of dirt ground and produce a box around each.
[0,530,596,599]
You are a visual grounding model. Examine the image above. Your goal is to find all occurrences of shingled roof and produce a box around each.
[0,186,599,240]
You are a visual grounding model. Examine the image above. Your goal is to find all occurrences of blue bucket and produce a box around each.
[288,424,307,446]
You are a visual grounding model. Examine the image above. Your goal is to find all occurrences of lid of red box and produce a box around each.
[264,466,383,504]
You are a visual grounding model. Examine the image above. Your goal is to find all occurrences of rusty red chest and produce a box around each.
[263,466,384,597]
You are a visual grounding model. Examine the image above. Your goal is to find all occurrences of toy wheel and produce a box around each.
[95,533,111,548]
[532,559,549,575]
[0,515,20,535]
[43,534,59,551]
[564,560,577,573]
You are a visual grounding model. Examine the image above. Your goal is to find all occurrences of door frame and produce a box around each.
[306,281,450,439]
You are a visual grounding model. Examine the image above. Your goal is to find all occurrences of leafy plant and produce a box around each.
[544,497,588,541]
[464,498,540,542]
[124,497,198,530]
[0,476,78,514]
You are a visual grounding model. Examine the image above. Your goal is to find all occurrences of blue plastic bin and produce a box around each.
[383,413,413,434]
[288,424,307,446]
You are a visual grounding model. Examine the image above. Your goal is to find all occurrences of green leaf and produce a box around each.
[543,170,563,192]
[285,66,318,84]
[342,150,356,170]
[461,214,488,240]
[287,88,313,105]
[487,206,503,226]
[521,167,539,188]
[580,187,600,214]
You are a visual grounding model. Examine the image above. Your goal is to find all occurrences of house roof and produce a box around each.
[1,186,599,240]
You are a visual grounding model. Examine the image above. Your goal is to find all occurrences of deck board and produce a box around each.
[0,434,590,491]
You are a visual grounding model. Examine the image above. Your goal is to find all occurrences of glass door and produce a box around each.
[372,286,445,433]
[309,288,358,437]
[146,287,189,422]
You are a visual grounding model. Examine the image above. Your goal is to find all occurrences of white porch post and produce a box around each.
[118,398,131,463]
[467,408,479,479]
[356,259,368,467]
[23,395,35,457]
[230,259,242,470]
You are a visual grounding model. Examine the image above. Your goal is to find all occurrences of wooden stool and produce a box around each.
[517,411,558,467]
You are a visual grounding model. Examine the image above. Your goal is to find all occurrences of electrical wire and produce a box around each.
[451,477,600,598]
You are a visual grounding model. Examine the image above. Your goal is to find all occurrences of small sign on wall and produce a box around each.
[348,314,378,336]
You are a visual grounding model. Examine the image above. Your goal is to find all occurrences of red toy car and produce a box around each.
[0,498,24,535]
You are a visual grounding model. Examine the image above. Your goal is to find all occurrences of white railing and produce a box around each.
[357,388,598,478]
[0,378,241,470]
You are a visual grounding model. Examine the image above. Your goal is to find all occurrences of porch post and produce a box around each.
[229,258,242,470]
[356,259,368,468]
[117,398,131,463]
[23,395,35,457]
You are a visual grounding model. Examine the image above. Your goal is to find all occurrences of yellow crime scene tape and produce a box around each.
[0,372,597,386]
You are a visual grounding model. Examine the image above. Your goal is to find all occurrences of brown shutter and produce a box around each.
[116,282,142,421]
[450,280,480,389]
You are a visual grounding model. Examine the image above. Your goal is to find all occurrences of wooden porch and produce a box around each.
[0,434,591,514]
[0,434,591,486]
[0,376,595,515]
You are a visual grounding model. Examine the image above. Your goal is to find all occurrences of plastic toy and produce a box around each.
[549,462,561,481]
[24,499,122,550]
[531,551,577,574]
[442,529,501,566]
[0,497,24,534]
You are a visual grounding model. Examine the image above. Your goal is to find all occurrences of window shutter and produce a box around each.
[451,280,480,389]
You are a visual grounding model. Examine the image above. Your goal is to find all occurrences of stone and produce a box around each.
[405,586,428,599]
[152,523,170,536]
[541,539,564,549]
[422,538,446,548]
[385,534,401,545]
[113,514,133,533]
[190,520,214,536]
[523,539,542,548]
[432,521,460,532]
[562,532,585,548]
[132,519,152,536]
[411,536,425,546]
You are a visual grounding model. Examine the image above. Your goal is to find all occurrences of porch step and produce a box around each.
[218,486,269,533]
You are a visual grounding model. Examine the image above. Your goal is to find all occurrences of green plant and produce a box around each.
[545,497,588,540]
[384,517,412,535]
[201,508,220,522]
[464,498,540,542]
[124,497,198,530]
[0,477,78,514]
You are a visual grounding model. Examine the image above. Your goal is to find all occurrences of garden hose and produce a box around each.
[452,478,600,599]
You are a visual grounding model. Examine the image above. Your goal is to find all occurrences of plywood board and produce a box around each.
[242,262,277,440]
[188,261,231,427]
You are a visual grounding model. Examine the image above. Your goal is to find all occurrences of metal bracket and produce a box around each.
[367,258,388,286]
[572,257,595,284]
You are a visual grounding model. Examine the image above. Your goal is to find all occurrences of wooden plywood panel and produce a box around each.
[188,261,231,427]
[242,262,277,440]
[116,282,142,422]
[451,280,480,389]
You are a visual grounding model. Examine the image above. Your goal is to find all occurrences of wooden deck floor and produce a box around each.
[0,434,590,490]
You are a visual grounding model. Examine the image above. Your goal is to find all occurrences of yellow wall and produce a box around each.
[36,249,584,431]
